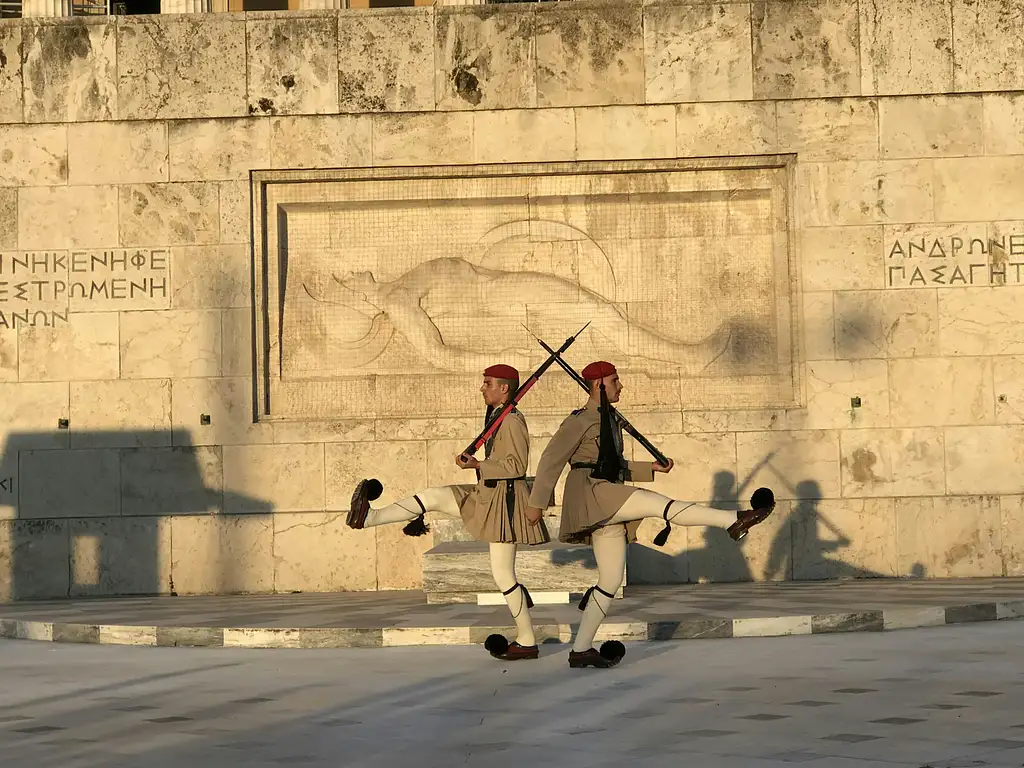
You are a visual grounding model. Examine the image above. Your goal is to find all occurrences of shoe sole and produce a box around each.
[348,480,369,529]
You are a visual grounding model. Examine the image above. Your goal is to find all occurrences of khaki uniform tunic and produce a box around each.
[452,409,548,545]
[528,403,655,545]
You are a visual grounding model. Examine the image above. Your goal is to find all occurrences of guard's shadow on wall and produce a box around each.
[553,471,927,583]
[3,430,273,602]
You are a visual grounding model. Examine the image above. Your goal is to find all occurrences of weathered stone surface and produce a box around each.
[19,311,119,382]
[840,428,945,498]
[274,512,376,592]
[644,2,753,102]
[798,161,934,227]
[835,289,939,359]
[121,446,223,516]
[172,245,250,310]
[0,519,69,601]
[777,99,879,161]
[1001,495,1024,576]
[168,119,270,182]
[984,94,1024,154]
[120,310,221,378]
[338,10,433,113]
[934,157,1024,222]
[946,425,1024,495]
[169,514,274,595]
[117,16,246,120]
[575,105,675,160]
[170,377,274,447]
[220,308,251,378]
[435,6,536,111]
[69,382,169,450]
[895,495,1002,577]
[0,189,15,250]
[0,328,16,384]
[269,115,371,168]
[247,16,338,116]
[889,357,995,426]
[273,419,374,444]
[0,124,67,186]
[752,0,861,99]
[880,95,984,158]
[804,360,890,430]
[803,292,836,361]
[938,288,1024,356]
[473,109,575,164]
[791,498,897,580]
[736,430,841,500]
[218,180,250,245]
[643,431,736,503]
[676,101,776,156]
[535,3,644,107]
[371,112,474,166]
[19,186,117,250]
[0,26,21,124]
[67,122,167,185]
[859,0,953,95]
[223,443,324,513]
[20,448,119,518]
[69,517,170,597]
[22,20,116,122]
[118,183,219,247]
[0,381,69,449]
[994,356,1024,424]
[801,226,884,291]
[952,0,1024,92]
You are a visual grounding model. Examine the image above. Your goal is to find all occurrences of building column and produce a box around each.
[160,0,210,12]
[21,0,72,17]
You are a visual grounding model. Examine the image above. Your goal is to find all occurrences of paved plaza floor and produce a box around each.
[3,620,1024,767]
[3,577,1024,648]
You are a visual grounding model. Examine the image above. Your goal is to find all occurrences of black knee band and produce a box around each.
[652,500,673,547]
[578,584,616,612]
[503,582,534,609]
[402,495,430,537]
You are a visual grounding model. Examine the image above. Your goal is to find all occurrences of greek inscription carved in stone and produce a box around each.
[886,232,1024,288]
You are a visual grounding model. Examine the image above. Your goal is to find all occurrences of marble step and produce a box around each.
[422,540,625,605]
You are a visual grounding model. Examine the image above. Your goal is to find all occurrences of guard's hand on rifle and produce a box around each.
[525,507,543,526]
[652,458,674,474]
[456,454,480,470]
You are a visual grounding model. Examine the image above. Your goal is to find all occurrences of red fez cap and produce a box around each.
[581,361,616,380]
[484,364,519,380]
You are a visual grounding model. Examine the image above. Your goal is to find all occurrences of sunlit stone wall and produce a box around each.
[1,0,1023,600]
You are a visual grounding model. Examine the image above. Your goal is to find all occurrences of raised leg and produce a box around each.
[607,487,776,544]
[358,486,462,529]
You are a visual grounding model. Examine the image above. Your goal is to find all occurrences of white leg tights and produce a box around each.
[572,525,627,653]
[489,542,536,647]
[608,488,737,529]
[361,486,462,528]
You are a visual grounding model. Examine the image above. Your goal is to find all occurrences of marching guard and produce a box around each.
[525,360,776,669]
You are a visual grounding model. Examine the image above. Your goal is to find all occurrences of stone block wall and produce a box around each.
[2,0,1024,599]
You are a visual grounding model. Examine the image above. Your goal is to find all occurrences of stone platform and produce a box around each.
[2,578,1024,650]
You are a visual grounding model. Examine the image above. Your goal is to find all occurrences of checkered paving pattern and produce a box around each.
[2,578,1024,649]
[4,622,1024,767]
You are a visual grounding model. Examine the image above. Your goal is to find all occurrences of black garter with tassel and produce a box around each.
[402,495,430,537]
[652,500,674,547]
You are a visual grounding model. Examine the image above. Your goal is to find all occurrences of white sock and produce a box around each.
[362,486,461,529]
[489,542,536,647]
[572,526,626,653]
[609,489,737,528]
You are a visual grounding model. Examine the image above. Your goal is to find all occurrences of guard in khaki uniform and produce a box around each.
[526,361,776,669]
[348,364,547,661]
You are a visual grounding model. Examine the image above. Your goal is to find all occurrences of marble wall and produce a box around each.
[2,0,1024,599]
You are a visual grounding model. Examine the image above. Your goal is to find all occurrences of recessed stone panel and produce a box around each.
[859,0,953,95]
[435,6,536,111]
[751,0,860,99]
[644,2,753,103]
[246,16,339,116]
[22,20,117,123]
[338,10,434,113]
[117,16,246,120]
[535,3,644,107]
[0,26,21,124]
[253,158,797,422]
